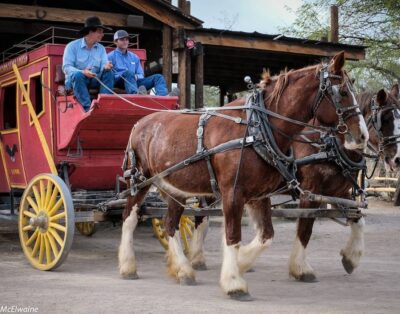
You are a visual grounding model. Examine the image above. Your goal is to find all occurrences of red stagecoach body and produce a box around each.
[0,44,178,192]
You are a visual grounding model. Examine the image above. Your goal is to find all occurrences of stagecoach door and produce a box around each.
[0,81,26,190]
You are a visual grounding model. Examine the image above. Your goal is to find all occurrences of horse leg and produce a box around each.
[220,194,252,301]
[165,197,196,285]
[118,187,149,279]
[288,199,318,282]
[189,215,209,270]
[237,198,274,274]
[340,217,365,274]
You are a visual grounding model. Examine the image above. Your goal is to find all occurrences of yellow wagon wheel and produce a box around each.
[152,216,195,255]
[75,209,97,237]
[18,174,74,270]
[76,221,97,236]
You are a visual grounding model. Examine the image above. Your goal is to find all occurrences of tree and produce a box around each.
[281,0,400,91]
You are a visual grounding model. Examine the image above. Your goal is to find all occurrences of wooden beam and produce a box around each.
[120,0,199,29]
[195,48,204,108]
[186,31,365,60]
[0,3,128,27]
[330,5,339,43]
[162,25,172,90]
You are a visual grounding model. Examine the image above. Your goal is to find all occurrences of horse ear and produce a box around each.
[376,89,387,107]
[390,83,399,99]
[330,51,345,74]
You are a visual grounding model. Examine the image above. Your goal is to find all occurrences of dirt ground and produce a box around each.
[1,198,400,314]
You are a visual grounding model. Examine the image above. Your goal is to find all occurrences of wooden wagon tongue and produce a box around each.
[302,191,367,209]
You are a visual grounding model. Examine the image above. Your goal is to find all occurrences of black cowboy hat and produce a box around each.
[79,16,112,35]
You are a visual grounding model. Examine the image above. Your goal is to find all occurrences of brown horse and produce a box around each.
[118,52,368,301]
[288,85,400,282]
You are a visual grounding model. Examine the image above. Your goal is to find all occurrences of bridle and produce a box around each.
[369,97,400,153]
[312,64,361,134]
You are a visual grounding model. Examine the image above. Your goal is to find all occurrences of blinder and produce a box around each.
[314,65,361,134]
[369,97,400,152]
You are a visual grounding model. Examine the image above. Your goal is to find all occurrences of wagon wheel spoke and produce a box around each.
[152,216,194,255]
[19,174,74,270]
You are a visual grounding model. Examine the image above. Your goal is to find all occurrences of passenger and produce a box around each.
[108,30,178,96]
[62,16,114,111]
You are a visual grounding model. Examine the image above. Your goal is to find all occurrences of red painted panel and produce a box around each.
[17,62,53,184]
[0,148,9,192]
[0,132,26,187]
[56,94,178,150]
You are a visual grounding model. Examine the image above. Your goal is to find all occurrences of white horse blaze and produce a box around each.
[340,217,365,268]
[118,205,139,277]
[344,90,369,150]
[388,109,400,170]
[288,237,315,279]
[220,240,248,294]
[167,232,195,281]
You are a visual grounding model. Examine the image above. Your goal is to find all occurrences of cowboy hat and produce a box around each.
[79,16,112,35]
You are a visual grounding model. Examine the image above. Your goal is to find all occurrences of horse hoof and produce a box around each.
[121,272,139,280]
[179,276,196,286]
[228,290,253,302]
[246,268,255,273]
[299,273,318,283]
[192,262,207,271]
[342,256,355,274]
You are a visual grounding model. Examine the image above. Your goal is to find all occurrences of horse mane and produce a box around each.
[262,64,322,111]
[356,91,375,116]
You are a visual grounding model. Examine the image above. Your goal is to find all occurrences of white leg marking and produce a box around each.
[189,217,209,269]
[118,205,139,278]
[288,237,315,280]
[386,110,400,171]
[167,231,195,283]
[340,217,365,271]
[220,237,248,294]
[238,232,272,274]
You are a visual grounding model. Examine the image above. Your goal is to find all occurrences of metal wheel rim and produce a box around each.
[18,174,75,270]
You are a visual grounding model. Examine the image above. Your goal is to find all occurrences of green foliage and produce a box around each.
[281,0,400,91]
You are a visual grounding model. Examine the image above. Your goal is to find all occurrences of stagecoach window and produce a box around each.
[30,75,44,116]
[1,83,17,130]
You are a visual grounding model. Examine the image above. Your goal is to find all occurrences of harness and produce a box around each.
[368,97,400,153]
[122,65,362,203]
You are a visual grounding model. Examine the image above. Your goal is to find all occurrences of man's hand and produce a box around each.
[104,61,113,71]
[82,68,96,78]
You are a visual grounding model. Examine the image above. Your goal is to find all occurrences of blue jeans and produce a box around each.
[115,71,168,96]
[66,70,114,111]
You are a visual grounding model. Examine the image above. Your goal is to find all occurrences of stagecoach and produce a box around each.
[0,28,370,273]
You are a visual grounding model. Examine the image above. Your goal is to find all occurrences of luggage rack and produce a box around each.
[0,26,139,63]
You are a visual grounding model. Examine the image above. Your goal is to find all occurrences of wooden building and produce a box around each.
[0,0,365,108]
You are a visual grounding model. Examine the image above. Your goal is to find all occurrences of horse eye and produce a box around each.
[340,90,348,97]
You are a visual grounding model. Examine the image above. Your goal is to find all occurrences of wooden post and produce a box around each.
[162,25,172,91]
[330,5,339,43]
[178,0,187,13]
[186,1,191,15]
[194,45,204,109]
[178,49,191,108]
[185,49,191,108]
[219,86,226,107]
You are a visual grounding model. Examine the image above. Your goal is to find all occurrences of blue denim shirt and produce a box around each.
[62,38,108,86]
[107,48,144,80]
